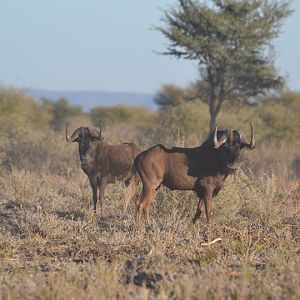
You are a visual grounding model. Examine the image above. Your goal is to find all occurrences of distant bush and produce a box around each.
[223,91,300,141]
[147,92,300,145]
[0,88,82,175]
[0,87,52,134]
[144,100,210,146]
[154,82,202,109]
[154,84,187,107]
[256,91,300,140]
[42,97,84,131]
[0,126,79,176]
[90,104,153,128]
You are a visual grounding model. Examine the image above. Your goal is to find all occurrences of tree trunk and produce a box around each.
[209,112,217,133]
[208,91,224,133]
[207,65,218,133]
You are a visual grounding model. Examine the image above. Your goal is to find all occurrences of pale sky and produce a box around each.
[0,0,299,94]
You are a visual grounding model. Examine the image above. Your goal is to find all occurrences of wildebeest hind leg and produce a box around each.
[144,189,156,225]
[136,186,155,225]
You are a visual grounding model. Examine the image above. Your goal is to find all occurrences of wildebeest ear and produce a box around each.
[87,127,103,140]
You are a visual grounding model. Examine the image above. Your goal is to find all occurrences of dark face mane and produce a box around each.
[222,130,243,166]
[205,129,245,168]
[69,127,101,162]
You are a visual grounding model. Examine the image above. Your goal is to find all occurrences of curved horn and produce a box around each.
[213,124,228,149]
[243,123,255,150]
[65,121,78,143]
[236,129,241,142]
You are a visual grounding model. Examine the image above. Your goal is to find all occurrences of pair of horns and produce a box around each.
[65,121,103,143]
[213,123,255,149]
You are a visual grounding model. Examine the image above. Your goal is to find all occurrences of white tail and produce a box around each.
[123,166,139,212]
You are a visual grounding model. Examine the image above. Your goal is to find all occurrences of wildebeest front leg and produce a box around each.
[203,189,213,222]
[192,199,205,223]
[98,177,107,216]
[89,176,98,214]
[195,186,213,222]
[213,187,221,197]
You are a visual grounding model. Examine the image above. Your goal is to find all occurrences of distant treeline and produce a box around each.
[0,86,299,144]
[0,86,299,179]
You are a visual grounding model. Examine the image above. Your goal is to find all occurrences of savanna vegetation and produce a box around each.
[0,85,299,299]
[0,0,298,298]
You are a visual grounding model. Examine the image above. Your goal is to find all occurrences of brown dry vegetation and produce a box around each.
[0,88,299,299]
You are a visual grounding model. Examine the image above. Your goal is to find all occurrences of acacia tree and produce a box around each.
[157,0,292,132]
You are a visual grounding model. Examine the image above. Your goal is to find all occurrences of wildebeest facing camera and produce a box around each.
[66,121,141,215]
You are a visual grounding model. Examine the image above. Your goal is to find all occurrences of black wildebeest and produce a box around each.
[66,121,141,215]
[124,124,255,224]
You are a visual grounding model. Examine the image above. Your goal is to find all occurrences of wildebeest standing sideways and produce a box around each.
[66,122,141,215]
[124,124,255,224]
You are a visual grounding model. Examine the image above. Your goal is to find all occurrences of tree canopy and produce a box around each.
[157,0,292,131]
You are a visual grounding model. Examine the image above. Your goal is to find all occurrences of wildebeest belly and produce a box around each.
[108,172,130,183]
[108,164,131,182]
[162,167,197,190]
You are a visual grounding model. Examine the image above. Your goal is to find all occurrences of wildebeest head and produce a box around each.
[65,121,104,150]
[213,123,255,166]
[65,121,104,143]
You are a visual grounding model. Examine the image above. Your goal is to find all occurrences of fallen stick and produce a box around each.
[201,238,222,246]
